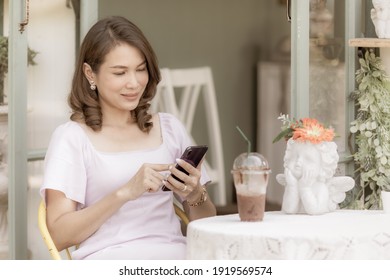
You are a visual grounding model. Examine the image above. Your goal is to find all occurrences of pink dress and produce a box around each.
[40,113,210,259]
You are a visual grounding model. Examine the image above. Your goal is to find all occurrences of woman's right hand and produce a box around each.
[123,163,171,200]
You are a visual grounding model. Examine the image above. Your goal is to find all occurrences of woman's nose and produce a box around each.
[126,72,138,88]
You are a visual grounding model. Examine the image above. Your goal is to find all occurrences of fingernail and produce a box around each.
[176,158,182,164]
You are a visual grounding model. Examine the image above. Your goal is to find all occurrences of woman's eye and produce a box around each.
[137,67,146,72]
[113,72,125,76]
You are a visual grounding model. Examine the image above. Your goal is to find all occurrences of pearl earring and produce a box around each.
[90,81,96,91]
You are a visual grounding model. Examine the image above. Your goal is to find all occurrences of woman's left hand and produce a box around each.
[163,158,203,199]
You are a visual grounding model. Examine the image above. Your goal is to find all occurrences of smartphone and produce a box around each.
[162,145,208,191]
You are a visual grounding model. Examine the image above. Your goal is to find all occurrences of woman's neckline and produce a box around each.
[70,113,164,155]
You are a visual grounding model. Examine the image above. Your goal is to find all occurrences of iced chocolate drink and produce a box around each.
[236,193,266,221]
[232,152,271,222]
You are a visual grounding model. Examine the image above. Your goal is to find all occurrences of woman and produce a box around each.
[40,16,216,260]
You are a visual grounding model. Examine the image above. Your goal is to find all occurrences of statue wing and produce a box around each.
[327,176,355,211]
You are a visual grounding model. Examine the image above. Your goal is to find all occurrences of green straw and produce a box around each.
[236,125,251,155]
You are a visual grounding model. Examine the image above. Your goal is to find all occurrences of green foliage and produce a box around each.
[0,36,38,73]
[348,49,390,209]
[0,35,38,104]
[272,114,302,143]
[273,127,294,143]
[0,36,8,77]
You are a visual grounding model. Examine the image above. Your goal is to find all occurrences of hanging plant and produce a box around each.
[346,49,390,210]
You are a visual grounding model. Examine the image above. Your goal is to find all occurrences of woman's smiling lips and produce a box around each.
[120,93,139,101]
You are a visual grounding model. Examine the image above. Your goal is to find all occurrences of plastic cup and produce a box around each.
[231,152,271,222]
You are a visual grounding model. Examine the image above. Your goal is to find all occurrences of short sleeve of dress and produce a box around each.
[159,113,211,187]
[40,122,88,206]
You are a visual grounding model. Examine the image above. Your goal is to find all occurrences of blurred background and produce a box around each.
[2,0,371,259]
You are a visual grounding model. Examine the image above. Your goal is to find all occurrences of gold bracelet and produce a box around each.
[188,187,207,207]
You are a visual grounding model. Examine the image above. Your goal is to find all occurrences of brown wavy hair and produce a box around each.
[68,16,161,132]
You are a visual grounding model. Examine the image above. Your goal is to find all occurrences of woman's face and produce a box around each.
[91,43,149,114]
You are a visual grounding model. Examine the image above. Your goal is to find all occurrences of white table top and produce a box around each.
[186,210,390,259]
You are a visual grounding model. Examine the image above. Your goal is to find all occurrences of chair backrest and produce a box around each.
[38,200,189,260]
[152,67,226,206]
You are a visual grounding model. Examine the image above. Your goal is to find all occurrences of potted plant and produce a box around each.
[273,114,355,214]
[347,49,390,210]
[0,35,38,105]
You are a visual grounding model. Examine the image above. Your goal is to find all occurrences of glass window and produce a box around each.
[308,0,347,154]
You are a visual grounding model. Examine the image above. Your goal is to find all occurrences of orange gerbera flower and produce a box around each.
[273,114,335,144]
[292,118,334,144]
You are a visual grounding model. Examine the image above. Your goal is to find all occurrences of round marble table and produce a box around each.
[186,210,390,259]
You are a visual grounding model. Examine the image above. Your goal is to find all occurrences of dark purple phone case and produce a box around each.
[162,145,208,191]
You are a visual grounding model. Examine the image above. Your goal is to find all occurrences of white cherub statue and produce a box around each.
[276,139,355,215]
[371,0,390,38]
[273,115,355,215]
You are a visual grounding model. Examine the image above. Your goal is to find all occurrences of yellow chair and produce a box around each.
[38,200,189,260]
[38,200,70,260]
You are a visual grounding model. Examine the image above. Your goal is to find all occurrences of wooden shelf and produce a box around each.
[349,38,390,48]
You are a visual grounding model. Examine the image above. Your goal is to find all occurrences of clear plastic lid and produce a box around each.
[232,152,271,173]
